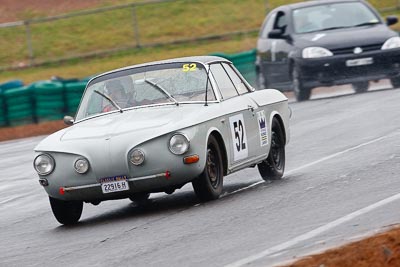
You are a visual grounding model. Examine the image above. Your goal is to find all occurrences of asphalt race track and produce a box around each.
[1,85,400,267]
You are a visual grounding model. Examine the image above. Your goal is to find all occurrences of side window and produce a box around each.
[221,63,250,95]
[260,13,277,38]
[274,11,287,34]
[210,63,238,99]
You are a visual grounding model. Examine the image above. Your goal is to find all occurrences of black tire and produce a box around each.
[258,118,285,180]
[129,193,150,205]
[192,135,223,201]
[390,77,400,88]
[352,81,369,93]
[292,68,312,101]
[49,197,83,225]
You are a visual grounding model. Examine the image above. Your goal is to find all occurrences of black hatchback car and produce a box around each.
[256,0,400,101]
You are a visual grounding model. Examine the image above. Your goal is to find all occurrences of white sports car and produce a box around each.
[33,56,291,225]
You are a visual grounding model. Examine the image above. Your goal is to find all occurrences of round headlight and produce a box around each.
[302,46,333,58]
[34,154,55,175]
[130,149,145,165]
[169,134,190,155]
[74,158,90,174]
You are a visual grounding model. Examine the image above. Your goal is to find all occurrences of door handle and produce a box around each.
[248,105,255,116]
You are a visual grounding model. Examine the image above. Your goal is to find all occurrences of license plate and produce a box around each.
[346,57,373,67]
[100,175,129,194]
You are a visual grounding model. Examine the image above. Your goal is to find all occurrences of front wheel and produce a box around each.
[292,68,312,101]
[49,197,83,225]
[352,81,369,93]
[258,118,285,180]
[192,135,223,201]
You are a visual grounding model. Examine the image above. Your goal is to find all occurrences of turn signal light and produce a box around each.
[183,154,199,164]
[59,187,65,195]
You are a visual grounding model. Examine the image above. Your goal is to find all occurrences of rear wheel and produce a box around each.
[352,81,369,93]
[258,118,285,180]
[292,68,311,101]
[192,135,223,201]
[49,197,83,225]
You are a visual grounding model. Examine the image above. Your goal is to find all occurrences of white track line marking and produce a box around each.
[225,131,400,267]
[226,192,400,267]
[223,131,399,199]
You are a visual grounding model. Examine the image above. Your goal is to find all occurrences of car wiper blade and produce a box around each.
[144,79,179,105]
[319,26,349,31]
[94,89,123,113]
[353,21,380,27]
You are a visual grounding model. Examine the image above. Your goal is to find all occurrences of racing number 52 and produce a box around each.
[233,120,246,152]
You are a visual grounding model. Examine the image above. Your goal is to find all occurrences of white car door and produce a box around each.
[209,63,261,168]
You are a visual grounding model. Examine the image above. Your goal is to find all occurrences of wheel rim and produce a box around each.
[271,131,284,170]
[206,146,219,189]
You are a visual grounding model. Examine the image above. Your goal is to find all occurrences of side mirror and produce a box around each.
[268,29,284,39]
[63,115,74,126]
[386,16,398,26]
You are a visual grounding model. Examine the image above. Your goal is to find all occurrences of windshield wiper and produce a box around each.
[318,26,349,32]
[353,21,380,27]
[94,89,123,113]
[144,79,179,105]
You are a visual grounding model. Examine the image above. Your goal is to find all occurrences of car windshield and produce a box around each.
[293,2,380,34]
[75,62,215,121]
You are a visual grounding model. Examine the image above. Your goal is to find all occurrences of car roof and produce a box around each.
[281,0,362,10]
[104,56,230,74]
[88,55,231,86]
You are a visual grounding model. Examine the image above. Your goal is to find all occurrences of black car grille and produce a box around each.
[331,44,383,55]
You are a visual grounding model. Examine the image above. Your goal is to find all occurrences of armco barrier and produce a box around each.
[31,81,65,122]
[4,86,34,126]
[64,81,86,114]
[211,49,257,87]
[0,92,6,126]
[0,80,24,93]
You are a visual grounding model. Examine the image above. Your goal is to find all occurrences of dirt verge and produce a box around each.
[0,120,66,142]
[281,226,400,267]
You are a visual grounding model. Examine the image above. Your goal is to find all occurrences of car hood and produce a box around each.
[293,24,396,50]
[35,104,211,154]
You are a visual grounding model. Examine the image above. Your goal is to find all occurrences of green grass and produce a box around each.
[0,34,258,84]
[0,0,267,67]
[1,0,400,84]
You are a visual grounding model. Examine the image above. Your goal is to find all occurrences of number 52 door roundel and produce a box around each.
[229,114,249,161]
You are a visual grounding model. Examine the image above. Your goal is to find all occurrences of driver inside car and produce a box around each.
[102,80,129,112]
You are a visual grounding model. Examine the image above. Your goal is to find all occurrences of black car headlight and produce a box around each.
[169,133,190,155]
[34,154,55,175]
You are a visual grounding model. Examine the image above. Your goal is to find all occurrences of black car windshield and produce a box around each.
[293,2,380,34]
[76,62,215,120]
